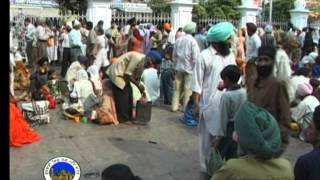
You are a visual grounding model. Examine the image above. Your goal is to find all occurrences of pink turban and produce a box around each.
[297,83,313,97]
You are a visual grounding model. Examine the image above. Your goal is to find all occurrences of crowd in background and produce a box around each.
[9,15,320,180]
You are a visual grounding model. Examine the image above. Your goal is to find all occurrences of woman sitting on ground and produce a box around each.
[10,94,41,148]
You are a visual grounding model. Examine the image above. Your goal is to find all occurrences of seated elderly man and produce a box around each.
[65,55,88,87]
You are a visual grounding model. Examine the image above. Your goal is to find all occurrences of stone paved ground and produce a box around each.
[10,102,312,180]
[10,64,313,180]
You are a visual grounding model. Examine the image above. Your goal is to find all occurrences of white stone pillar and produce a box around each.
[86,0,112,29]
[289,0,310,30]
[237,6,260,28]
[169,0,196,31]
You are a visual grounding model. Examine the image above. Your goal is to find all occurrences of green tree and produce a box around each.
[55,0,88,15]
[263,0,294,20]
[193,0,241,19]
[148,0,171,14]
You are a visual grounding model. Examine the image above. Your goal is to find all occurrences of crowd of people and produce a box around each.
[9,15,320,180]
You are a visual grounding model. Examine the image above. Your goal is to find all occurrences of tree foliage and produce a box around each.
[55,0,88,15]
[148,0,171,14]
[263,0,294,20]
[193,0,241,19]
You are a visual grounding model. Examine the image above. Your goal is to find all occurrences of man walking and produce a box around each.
[171,22,200,112]
[35,18,50,61]
[24,17,36,69]
[191,22,236,179]
[69,20,83,62]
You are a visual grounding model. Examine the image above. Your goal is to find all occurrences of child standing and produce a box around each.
[216,65,247,160]
[160,46,174,105]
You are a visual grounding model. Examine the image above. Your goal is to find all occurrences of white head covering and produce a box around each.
[87,65,99,79]
[66,21,72,28]
[76,69,89,81]
[73,20,81,27]
[15,53,23,62]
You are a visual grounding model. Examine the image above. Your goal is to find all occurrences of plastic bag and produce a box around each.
[206,147,224,177]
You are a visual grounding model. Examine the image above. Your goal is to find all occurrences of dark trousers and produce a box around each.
[161,70,174,105]
[112,82,133,122]
[26,41,34,68]
[217,122,238,161]
[60,48,71,78]
[70,47,82,62]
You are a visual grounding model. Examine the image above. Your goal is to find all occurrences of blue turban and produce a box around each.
[183,22,197,34]
[264,24,273,33]
[207,22,234,43]
[147,50,162,63]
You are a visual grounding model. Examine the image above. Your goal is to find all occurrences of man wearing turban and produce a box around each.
[191,22,236,176]
[171,22,200,112]
[248,46,291,156]
[211,102,294,180]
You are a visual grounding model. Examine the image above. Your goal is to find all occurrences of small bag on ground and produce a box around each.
[21,100,50,125]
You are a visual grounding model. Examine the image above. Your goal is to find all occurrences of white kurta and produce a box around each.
[274,49,292,82]
[191,46,236,172]
[141,68,160,103]
[291,95,320,124]
[192,46,236,136]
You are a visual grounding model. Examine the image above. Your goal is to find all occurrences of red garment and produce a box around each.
[10,102,41,148]
[42,87,57,109]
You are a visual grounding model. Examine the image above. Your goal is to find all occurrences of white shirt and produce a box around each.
[167,30,176,44]
[287,75,310,102]
[25,23,36,44]
[291,95,320,123]
[93,48,110,69]
[96,35,107,49]
[173,34,200,74]
[36,25,50,41]
[61,33,70,48]
[274,49,292,82]
[141,68,160,103]
[191,47,236,136]
[246,33,261,61]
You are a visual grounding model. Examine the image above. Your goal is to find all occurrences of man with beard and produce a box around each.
[191,22,236,179]
[248,46,291,156]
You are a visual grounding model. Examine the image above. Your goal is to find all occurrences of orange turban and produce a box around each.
[164,23,171,31]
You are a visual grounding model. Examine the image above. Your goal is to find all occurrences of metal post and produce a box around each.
[269,0,273,24]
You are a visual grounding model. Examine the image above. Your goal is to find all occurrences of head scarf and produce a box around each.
[206,22,234,43]
[234,101,281,159]
[297,83,313,97]
[73,20,81,27]
[87,65,99,79]
[133,28,144,42]
[164,23,171,31]
[76,69,89,81]
[14,53,23,62]
[183,22,197,34]
[66,21,72,28]
[264,24,273,33]
[258,46,276,60]
[147,50,162,64]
